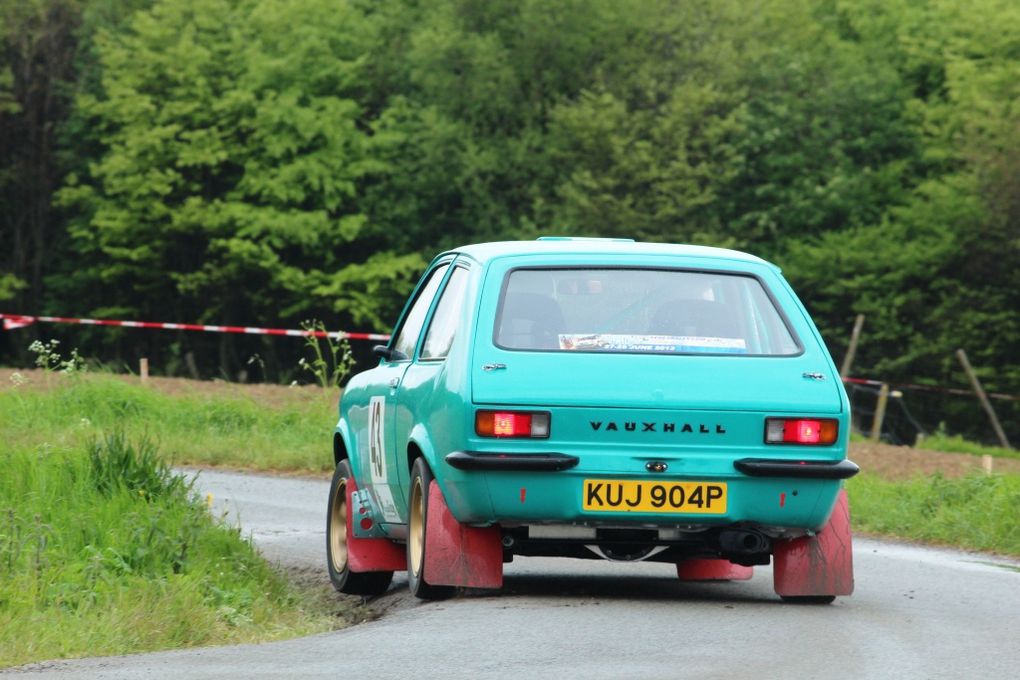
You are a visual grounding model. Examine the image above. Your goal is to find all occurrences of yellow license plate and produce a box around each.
[582,479,727,514]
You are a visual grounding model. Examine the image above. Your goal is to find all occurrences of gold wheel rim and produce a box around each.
[409,476,424,577]
[329,478,348,573]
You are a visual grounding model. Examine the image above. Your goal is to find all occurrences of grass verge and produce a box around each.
[847,471,1020,557]
[0,431,359,669]
[2,367,1016,624]
[0,372,334,473]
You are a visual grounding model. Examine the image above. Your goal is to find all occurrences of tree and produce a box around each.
[0,0,80,315]
[56,0,423,376]
[779,0,1020,442]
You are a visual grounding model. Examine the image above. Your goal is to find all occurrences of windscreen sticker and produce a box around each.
[558,333,747,354]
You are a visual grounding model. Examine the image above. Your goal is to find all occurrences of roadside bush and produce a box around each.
[0,435,330,668]
[87,431,189,499]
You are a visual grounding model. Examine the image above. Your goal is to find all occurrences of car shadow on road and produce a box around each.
[495,572,776,605]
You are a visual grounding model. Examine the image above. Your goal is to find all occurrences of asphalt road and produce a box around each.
[5,469,1019,679]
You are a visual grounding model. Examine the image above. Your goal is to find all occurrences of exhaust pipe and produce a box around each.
[718,529,771,558]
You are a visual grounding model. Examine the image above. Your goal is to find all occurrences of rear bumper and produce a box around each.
[734,458,859,480]
[439,466,845,532]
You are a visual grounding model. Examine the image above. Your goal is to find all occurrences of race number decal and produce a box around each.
[368,396,386,484]
[367,396,401,522]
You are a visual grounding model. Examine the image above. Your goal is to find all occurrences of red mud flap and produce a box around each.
[677,558,753,581]
[423,480,503,589]
[346,479,407,573]
[773,489,854,597]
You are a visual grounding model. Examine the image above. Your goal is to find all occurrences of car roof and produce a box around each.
[441,238,777,270]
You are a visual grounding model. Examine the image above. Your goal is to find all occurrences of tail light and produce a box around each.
[765,418,838,445]
[476,410,550,438]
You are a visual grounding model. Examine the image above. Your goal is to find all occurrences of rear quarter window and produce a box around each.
[493,268,801,356]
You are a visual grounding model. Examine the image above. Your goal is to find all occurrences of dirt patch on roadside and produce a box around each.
[281,564,383,627]
[0,367,331,409]
[850,441,1020,480]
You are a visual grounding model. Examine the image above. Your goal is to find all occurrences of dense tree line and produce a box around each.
[1,0,1018,440]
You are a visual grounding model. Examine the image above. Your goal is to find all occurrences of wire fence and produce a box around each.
[845,381,1019,447]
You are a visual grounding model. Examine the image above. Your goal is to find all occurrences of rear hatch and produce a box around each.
[468,261,846,466]
[471,352,844,466]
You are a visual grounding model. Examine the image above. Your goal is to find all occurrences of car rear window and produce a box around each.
[494,268,800,356]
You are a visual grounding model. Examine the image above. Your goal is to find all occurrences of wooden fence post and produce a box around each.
[840,314,865,380]
[982,455,994,475]
[956,349,1012,450]
[139,357,149,383]
[870,383,889,442]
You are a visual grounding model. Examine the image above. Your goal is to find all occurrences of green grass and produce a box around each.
[1,367,1016,658]
[848,472,1020,556]
[0,431,349,669]
[0,372,335,473]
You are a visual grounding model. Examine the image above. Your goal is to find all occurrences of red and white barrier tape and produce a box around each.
[3,312,1017,400]
[0,313,390,342]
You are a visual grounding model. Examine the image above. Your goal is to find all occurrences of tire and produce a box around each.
[780,595,836,605]
[326,459,393,596]
[406,457,456,600]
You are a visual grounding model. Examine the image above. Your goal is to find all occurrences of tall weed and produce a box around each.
[87,431,189,499]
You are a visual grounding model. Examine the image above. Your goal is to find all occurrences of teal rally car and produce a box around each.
[326,238,858,603]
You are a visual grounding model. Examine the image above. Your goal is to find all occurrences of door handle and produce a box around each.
[388,378,400,388]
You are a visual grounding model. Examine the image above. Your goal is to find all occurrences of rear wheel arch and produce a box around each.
[406,422,442,475]
[406,437,445,494]
[407,441,424,475]
[333,432,349,465]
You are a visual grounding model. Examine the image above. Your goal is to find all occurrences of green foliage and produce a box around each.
[0,273,26,302]
[27,339,86,373]
[723,1,919,248]
[311,251,427,330]
[0,0,1015,441]
[0,433,335,667]
[849,472,1020,556]
[779,0,1020,435]
[0,0,80,317]
[55,0,408,347]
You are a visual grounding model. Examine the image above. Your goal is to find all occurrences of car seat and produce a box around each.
[497,293,566,350]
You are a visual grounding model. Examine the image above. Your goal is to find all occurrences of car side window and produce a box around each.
[421,266,470,360]
[391,264,450,359]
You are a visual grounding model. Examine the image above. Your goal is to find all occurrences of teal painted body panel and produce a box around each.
[463,472,839,532]
[472,352,844,412]
[335,240,853,548]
